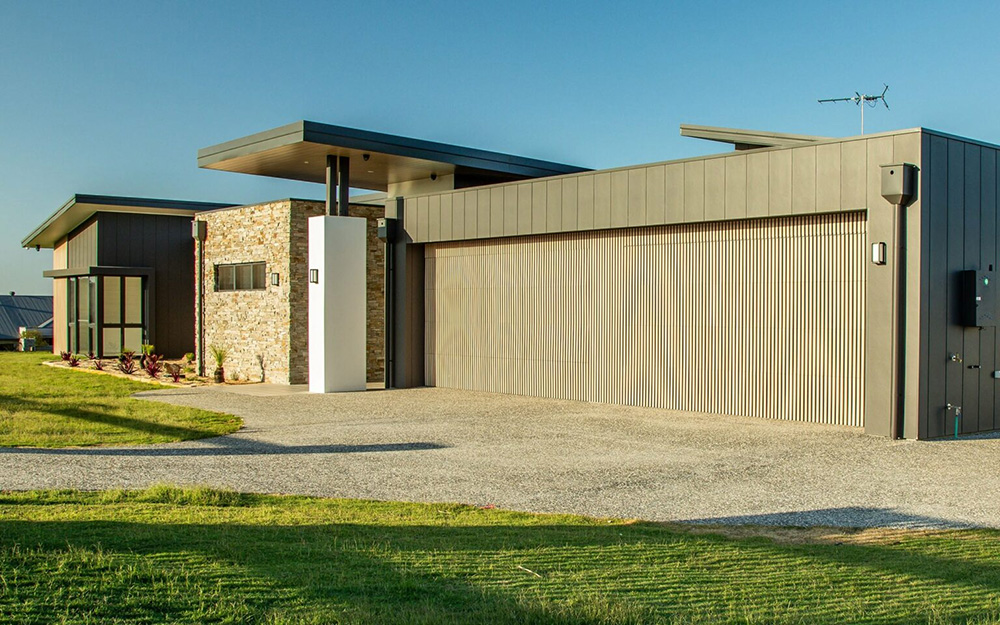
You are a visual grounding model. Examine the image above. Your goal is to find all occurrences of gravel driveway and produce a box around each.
[2,384,999,529]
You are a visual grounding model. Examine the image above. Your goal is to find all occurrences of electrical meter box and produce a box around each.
[377,217,398,242]
[960,270,996,327]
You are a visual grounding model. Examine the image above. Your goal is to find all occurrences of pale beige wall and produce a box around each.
[405,130,922,244]
[51,238,68,354]
[426,212,867,426]
[413,129,923,436]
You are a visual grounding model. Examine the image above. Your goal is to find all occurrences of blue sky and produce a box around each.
[2,0,998,293]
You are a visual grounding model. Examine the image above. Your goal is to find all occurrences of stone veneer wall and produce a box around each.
[195,199,384,385]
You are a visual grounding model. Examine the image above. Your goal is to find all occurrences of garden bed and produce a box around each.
[44,352,260,387]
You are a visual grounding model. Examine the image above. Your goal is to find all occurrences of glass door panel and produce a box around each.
[124,277,142,324]
[124,328,143,353]
[103,276,120,324]
[77,277,91,354]
[102,328,122,355]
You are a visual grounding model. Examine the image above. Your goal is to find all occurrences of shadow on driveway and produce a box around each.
[0,440,449,457]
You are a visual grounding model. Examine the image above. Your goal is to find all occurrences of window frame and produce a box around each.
[214,261,267,292]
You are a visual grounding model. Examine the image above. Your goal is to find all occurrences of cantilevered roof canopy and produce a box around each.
[22,194,236,249]
[680,124,829,150]
[197,121,589,191]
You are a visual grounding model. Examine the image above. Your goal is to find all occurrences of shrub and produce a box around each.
[183,352,195,364]
[93,359,105,371]
[209,345,228,369]
[140,343,155,356]
[209,345,228,383]
[144,354,163,379]
[60,351,72,361]
[117,351,137,375]
[164,363,183,383]
[19,328,47,348]
[68,355,80,367]
[87,351,96,361]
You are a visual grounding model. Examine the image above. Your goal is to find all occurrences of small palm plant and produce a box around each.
[209,345,229,383]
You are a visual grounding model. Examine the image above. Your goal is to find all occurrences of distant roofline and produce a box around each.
[22,194,237,249]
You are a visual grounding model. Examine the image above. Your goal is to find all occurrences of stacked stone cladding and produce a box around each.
[195,199,384,385]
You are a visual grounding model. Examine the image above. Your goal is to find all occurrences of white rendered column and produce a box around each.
[308,215,367,392]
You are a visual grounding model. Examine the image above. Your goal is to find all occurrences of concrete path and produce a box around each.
[2,385,999,529]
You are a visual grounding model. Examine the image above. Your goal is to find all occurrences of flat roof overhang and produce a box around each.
[43,266,154,279]
[680,124,830,150]
[22,195,237,249]
[197,120,590,191]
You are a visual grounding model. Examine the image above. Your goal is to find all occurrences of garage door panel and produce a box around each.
[426,212,866,427]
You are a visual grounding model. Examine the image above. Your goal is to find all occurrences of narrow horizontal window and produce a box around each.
[215,262,266,291]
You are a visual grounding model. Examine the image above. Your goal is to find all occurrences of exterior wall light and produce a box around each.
[309,269,319,284]
[270,272,280,286]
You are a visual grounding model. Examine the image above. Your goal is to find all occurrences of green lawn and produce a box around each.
[1,487,999,624]
[0,352,240,447]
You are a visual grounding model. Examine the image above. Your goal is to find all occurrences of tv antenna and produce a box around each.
[818,84,889,135]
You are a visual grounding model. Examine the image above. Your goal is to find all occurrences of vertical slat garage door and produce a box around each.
[425,211,866,427]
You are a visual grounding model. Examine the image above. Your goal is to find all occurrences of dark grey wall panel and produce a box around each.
[921,136,1000,438]
[95,212,195,357]
[925,135,950,438]
[962,145,982,433]
[944,140,966,438]
[986,150,999,431]
[908,132,932,440]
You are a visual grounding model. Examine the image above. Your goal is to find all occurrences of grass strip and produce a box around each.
[0,353,239,447]
[1,486,999,624]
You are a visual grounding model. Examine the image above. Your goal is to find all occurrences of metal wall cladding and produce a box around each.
[67,220,98,268]
[923,134,1000,437]
[425,211,867,426]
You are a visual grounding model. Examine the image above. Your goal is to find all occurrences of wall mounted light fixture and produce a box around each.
[871,242,887,265]
[309,269,319,283]
[270,272,280,286]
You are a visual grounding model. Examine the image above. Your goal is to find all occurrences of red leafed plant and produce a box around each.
[93,359,105,371]
[117,351,137,375]
[68,355,80,367]
[144,354,163,379]
[60,351,72,361]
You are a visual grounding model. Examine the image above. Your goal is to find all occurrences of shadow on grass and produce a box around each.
[0,392,225,441]
[0,393,448,456]
[2,511,1000,624]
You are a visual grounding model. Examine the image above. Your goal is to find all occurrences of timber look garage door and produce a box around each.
[425,211,867,427]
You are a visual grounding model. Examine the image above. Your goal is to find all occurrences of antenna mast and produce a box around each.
[818,85,889,134]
